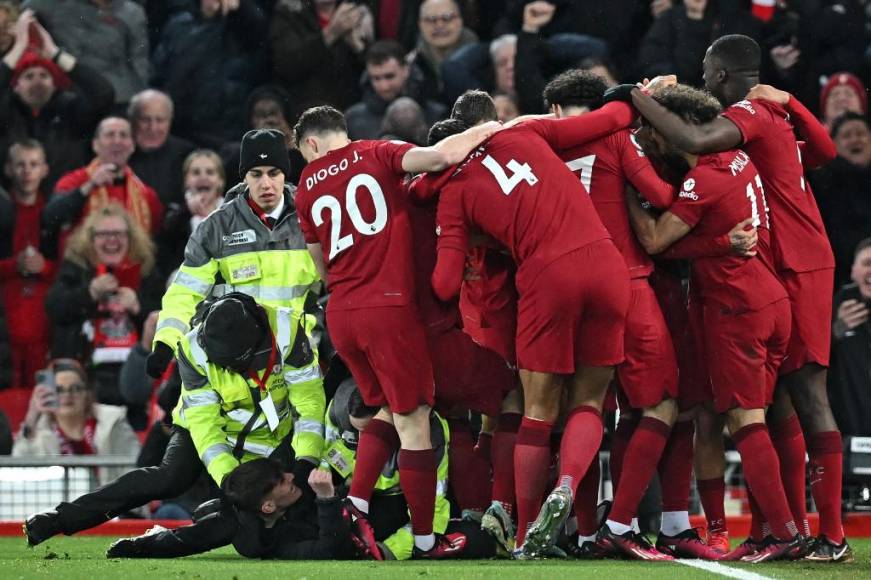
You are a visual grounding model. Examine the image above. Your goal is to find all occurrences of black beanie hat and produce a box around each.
[199,295,267,371]
[239,128,291,179]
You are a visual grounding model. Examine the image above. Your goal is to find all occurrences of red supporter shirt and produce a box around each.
[722,99,834,273]
[667,150,787,312]
[436,120,612,291]
[559,128,675,279]
[405,175,461,334]
[296,140,416,311]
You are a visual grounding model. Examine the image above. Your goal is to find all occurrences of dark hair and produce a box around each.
[365,40,407,67]
[451,90,497,126]
[578,55,619,81]
[651,85,722,125]
[246,85,293,128]
[830,111,868,139]
[222,458,284,513]
[708,34,761,73]
[348,385,379,419]
[855,237,871,258]
[50,358,90,388]
[427,118,468,146]
[543,69,607,111]
[293,106,347,146]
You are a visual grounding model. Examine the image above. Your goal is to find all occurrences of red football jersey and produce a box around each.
[296,140,415,311]
[560,128,675,279]
[667,150,787,312]
[722,99,834,273]
[436,120,611,290]
[405,175,461,334]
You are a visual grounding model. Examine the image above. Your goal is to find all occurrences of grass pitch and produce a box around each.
[1,536,868,579]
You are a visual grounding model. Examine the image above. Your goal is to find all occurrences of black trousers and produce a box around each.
[56,426,206,534]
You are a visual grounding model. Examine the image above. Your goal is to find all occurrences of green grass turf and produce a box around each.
[0,537,868,580]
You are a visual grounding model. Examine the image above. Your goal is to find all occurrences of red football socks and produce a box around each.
[447,418,491,512]
[609,415,638,493]
[349,418,400,506]
[747,488,768,541]
[696,477,727,534]
[808,431,845,543]
[733,423,798,541]
[557,406,604,492]
[609,416,671,526]
[659,420,695,513]
[574,450,602,536]
[399,448,437,535]
[770,414,809,536]
[514,416,554,546]
[491,413,521,514]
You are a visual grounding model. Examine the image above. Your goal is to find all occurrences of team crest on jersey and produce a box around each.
[222,229,257,246]
[683,178,695,191]
[435,225,442,236]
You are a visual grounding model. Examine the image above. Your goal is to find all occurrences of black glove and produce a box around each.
[146,342,174,379]
[602,84,637,104]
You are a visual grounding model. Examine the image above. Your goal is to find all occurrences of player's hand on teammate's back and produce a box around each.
[745,84,790,105]
[640,75,678,94]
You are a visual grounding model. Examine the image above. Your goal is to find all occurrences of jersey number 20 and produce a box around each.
[312,174,388,260]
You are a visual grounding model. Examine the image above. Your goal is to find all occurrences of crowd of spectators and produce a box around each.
[0,0,869,510]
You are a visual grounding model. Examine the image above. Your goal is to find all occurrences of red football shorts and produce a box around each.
[616,279,679,409]
[778,268,834,375]
[327,305,435,414]
[676,296,713,410]
[516,240,631,373]
[704,298,791,413]
[428,327,517,417]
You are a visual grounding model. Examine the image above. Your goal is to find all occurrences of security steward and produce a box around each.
[147,128,321,379]
[24,293,324,547]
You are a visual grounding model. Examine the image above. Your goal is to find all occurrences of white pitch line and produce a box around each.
[675,559,777,580]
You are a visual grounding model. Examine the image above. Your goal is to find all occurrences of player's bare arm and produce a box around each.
[630,88,743,154]
[402,121,502,173]
[625,189,692,254]
[306,242,328,284]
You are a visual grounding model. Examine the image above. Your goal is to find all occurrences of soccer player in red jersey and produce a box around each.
[625,84,805,563]
[543,69,717,560]
[431,100,636,558]
[626,35,849,562]
[293,106,499,558]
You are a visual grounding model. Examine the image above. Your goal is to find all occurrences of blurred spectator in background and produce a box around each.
[152,0,269,149]
[0,140,54,388]
[512,1,611,113]
[271,0,372,121]
[408,0,478,103]
[345,40,445,140]
[44,117,163,258]
[497,0,649,86]
[442,33,517,106]
[578,55,619,87]
[0,299,10,389]
[379,96,429,144]
[0,8,114,192]
[819,72,868,129]
[13,358,140,482]
[811,112,871,288]
[369,0,423,50]
[0,409,11,454]
[127,89,194,208]
[493,91,519,122]
[44,204,163,428]
[219,84,307,186]
[23,0,149,107]
[157,149,225,275]
[830,238,871,436]
[760,0,865,112]
[637,0,761,87]
[0,1,18,56]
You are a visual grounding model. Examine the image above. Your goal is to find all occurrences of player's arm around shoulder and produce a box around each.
[402,121,502,173]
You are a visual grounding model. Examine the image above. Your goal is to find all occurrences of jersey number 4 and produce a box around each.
[482,155,538,195]
[312,173,387,260]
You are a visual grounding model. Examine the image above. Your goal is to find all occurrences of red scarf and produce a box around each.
[91,261,141,363]
[53,417,97,455]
